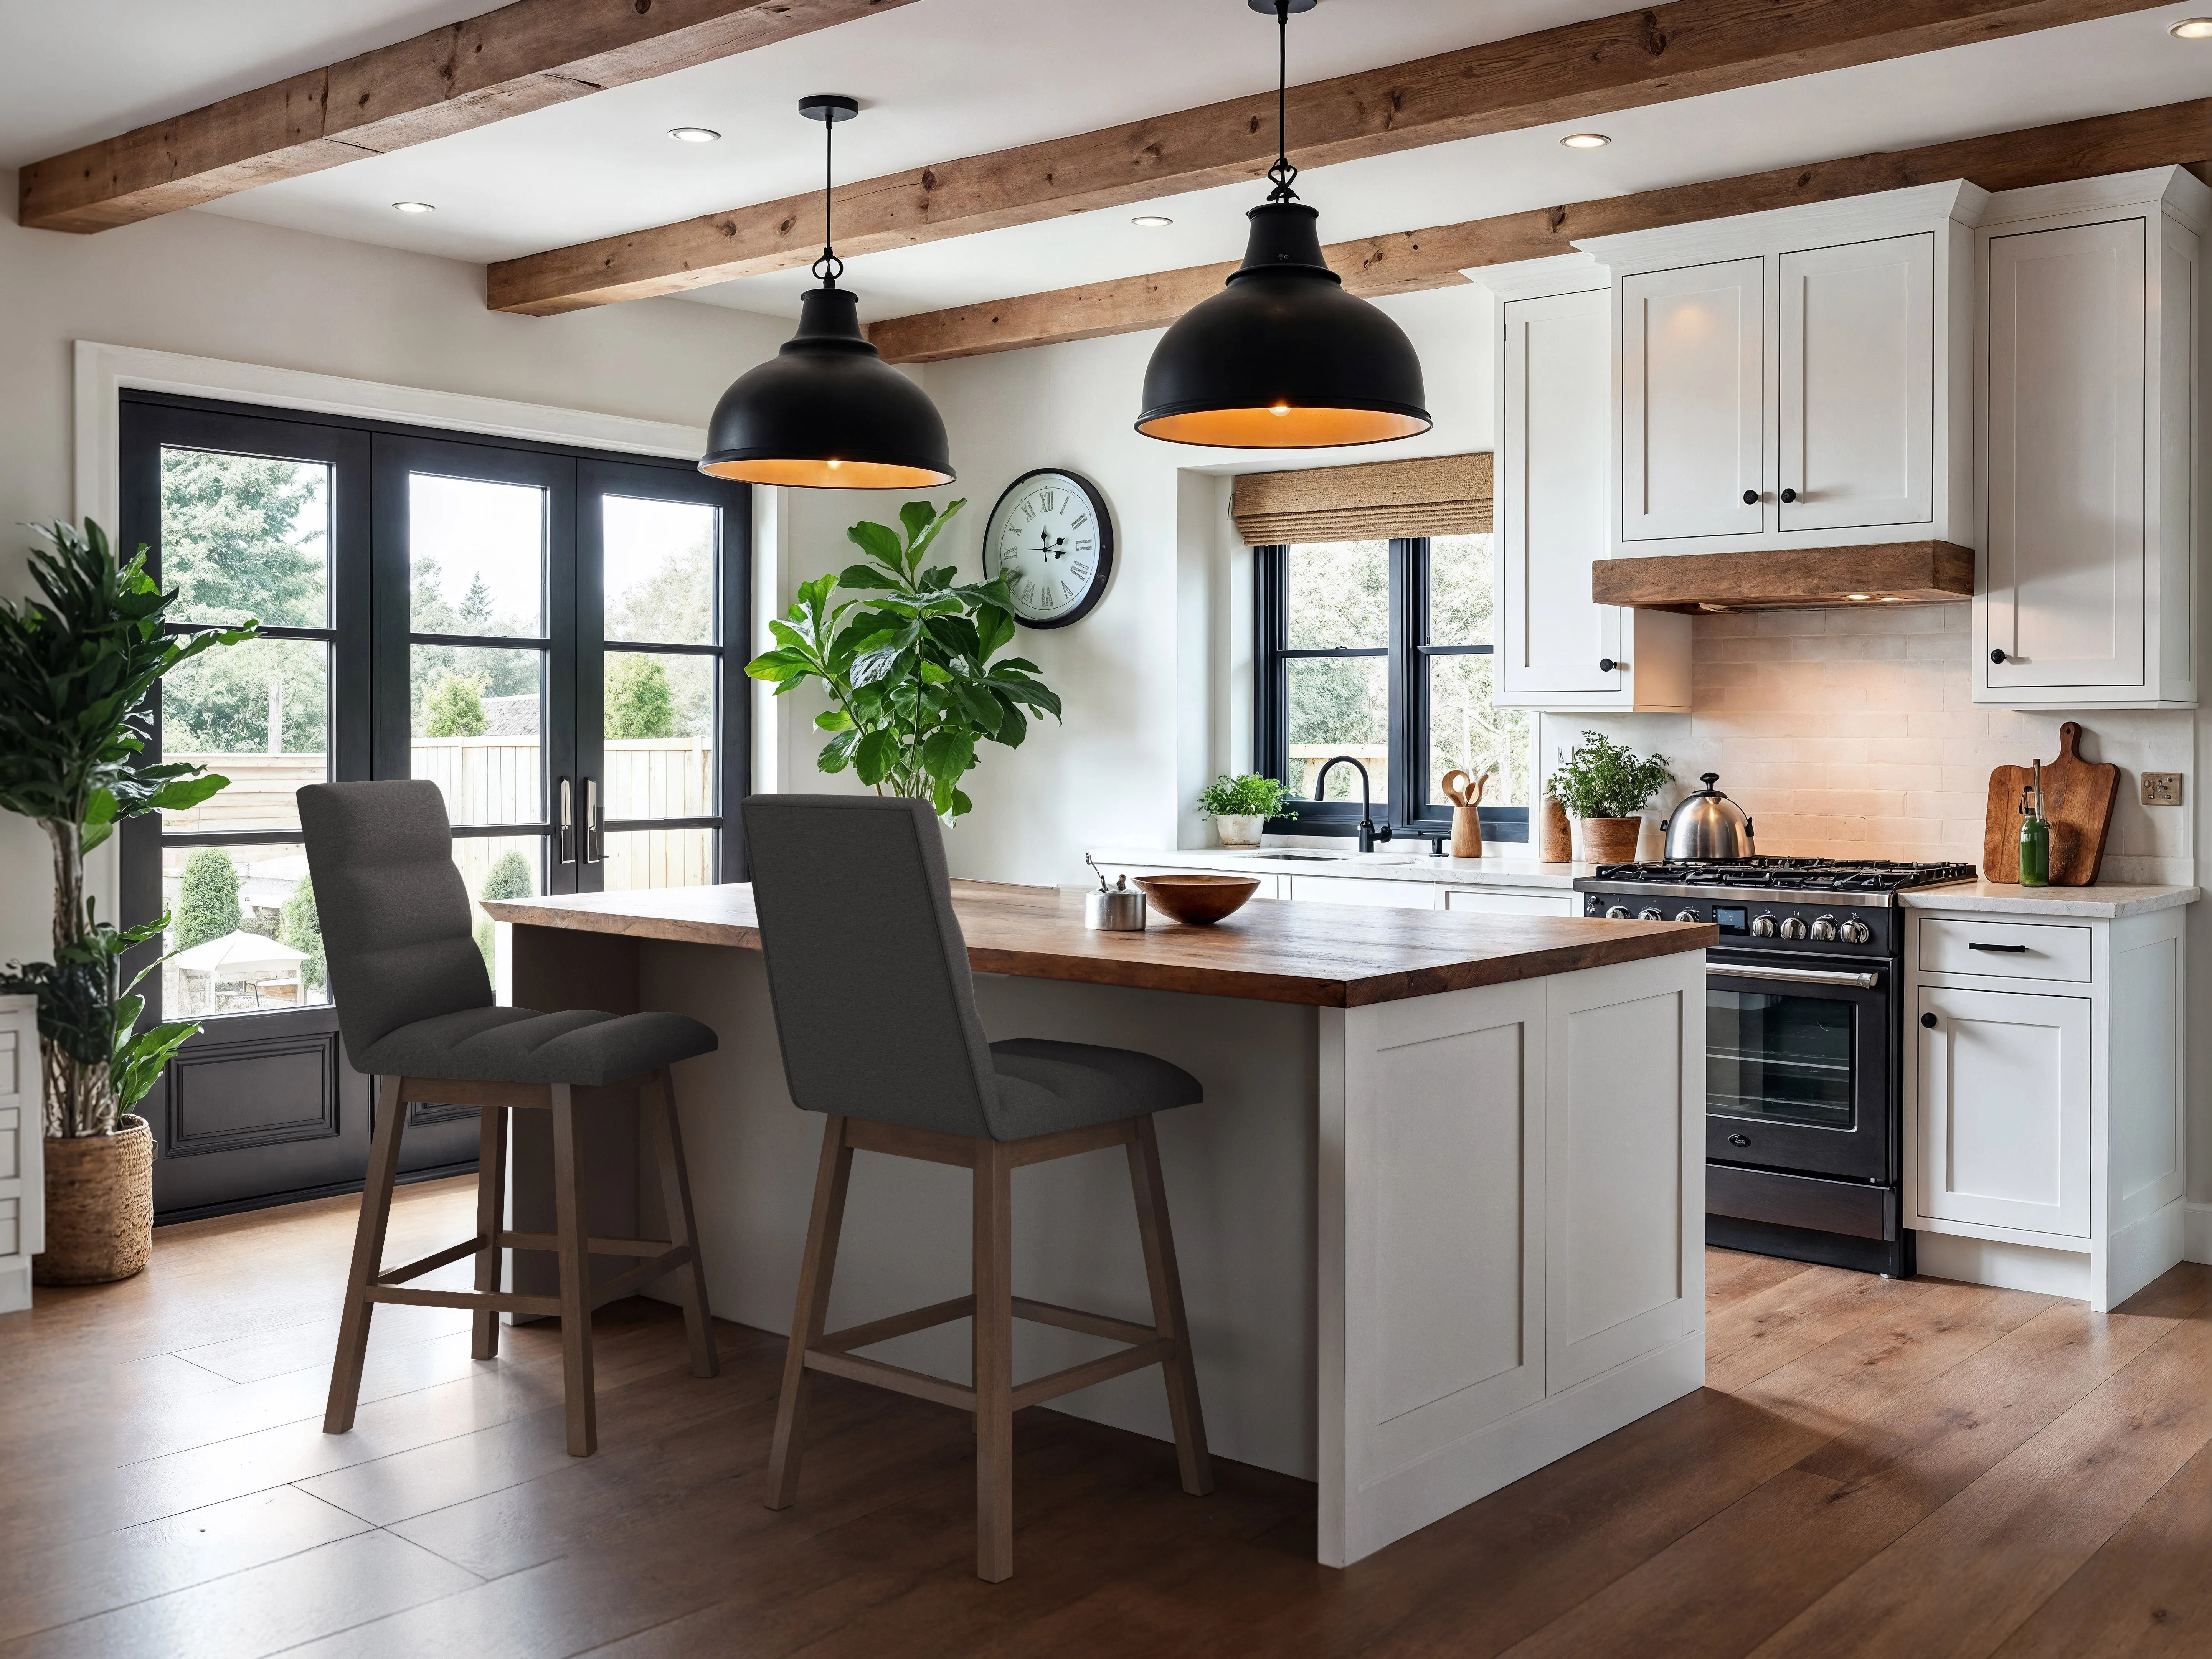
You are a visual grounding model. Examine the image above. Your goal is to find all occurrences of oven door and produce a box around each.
[1705,952,1893,1182]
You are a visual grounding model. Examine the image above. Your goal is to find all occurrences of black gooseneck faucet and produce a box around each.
[1312,755,1393,854]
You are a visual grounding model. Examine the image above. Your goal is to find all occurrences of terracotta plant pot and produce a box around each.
[1214,815,1265,848]
[33,1115,154,1286]
[1579,816,1646,865]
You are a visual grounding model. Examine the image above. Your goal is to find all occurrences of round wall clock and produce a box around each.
[982,468,1114,628]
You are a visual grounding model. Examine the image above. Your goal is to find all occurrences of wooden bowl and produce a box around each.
[1132,873,1260,926]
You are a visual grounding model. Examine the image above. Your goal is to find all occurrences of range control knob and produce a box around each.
[1809,916,1838,943]
[1780,916,1809,941]
[1605,905,1631,920]
[1750,914,1778,938]
[1674,908,1700,923]
[1638,906,1663,921]
[1838,918,1872,946]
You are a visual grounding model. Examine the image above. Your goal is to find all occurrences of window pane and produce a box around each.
[161,842,328,1020]
[409,474,546,636]
[606,652,715,821]
[454,834,543,979]
[1426,534,1493,647]
[160,637,329,831]
[1426,652,1530,808]
[1288,656,1389,803]
[604,496,716,645]
[411,645,543,825]
[160,447,329,628]
[1286,540,1389,649]
[604,827,713,892]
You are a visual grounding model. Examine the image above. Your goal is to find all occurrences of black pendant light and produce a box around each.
[1136,0,1431,449]
[700,96,954,489]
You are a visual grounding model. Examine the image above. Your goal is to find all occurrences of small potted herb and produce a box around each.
[1547,731,1672,864]
[1195,773,1297,848]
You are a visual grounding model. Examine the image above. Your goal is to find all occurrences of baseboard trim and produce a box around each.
[2187,1202,2212,1266]
[153,1160,477,1227]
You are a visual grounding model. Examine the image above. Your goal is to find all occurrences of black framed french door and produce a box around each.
[119,392,748,1220]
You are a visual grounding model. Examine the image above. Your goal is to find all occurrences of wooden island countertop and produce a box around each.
[485,880,1713,1008]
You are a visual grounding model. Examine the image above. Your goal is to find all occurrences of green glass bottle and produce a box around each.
[2019,764,2050,888]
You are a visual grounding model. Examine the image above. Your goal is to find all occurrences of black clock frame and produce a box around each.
[983,466,1114,629]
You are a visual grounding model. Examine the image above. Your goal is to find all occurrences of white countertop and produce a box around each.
[1900,880,2200,918]
[1088,845,1595,889]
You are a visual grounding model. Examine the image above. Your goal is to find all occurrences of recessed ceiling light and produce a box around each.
[1561,132,1611,149]
[669,126,722,143]
[1132,215,1174,227]
[391,201,434,214]
[2171,17,2212,37]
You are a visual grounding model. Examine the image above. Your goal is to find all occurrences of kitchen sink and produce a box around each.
[1250,851,1344,861]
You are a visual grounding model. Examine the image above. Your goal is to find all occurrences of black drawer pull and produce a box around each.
[1727,1133,1750,1147]
[1921,1012,1938,1028]
[1967,942,2030,954]
[1742,489,1759,505]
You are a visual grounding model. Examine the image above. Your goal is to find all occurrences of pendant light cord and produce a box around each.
[813,111,844,286]
[1266,0,1299,203]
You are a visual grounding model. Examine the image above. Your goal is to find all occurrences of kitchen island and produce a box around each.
[484,881,1713,1567]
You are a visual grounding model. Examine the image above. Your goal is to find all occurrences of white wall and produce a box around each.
[0,173,788,966]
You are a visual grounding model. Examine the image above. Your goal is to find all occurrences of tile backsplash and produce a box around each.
[1540,605,2193,884]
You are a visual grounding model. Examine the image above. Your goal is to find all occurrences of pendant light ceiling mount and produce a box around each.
[698,93,954,490]
[1137,0,1429,450]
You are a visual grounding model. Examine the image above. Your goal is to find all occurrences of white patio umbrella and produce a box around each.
[172,929,307,979]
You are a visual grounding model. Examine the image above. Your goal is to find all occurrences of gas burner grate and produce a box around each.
[1592,858,1978,893]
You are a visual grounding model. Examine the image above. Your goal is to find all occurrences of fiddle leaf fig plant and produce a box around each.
[0,519,256,1137]
[1548,729,1673,820]
[746,499,1062,818]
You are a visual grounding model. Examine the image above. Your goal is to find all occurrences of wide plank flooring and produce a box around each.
[2,1177,2207,1658]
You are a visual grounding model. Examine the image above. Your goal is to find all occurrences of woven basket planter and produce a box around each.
[33,1115,154,1286]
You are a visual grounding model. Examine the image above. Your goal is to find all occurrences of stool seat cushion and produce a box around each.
[361,1005,716,1088]
[987,1038,1202,1141]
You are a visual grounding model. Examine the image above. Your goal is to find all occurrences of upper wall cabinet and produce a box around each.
[1474,255,1691,713]
[1974,167,2206,710]
[1581,182,1984,560]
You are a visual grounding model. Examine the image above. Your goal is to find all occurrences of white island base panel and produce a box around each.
[510,936,1704,1569]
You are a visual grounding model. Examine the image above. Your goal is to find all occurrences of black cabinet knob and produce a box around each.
[1990,648,2007,664]
[1598,657,1618,673]
[1780,488,1798,503]
[1742,489,1759,505]
[1921,1012,1938,1028]
[1727,1133,1750,1147]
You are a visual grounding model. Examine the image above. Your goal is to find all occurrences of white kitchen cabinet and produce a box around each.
[1974,167,2206,708]
[1289,873,1433,909]
[1620,256,1765,543]
[1903,901,2189,1312]
[1580,181,1982,558]
[1471,255,1691,713]
[1442,886,1578,918]
[0,995,42,1315]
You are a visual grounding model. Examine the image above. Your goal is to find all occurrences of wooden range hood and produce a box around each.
[1592,540,1974,612]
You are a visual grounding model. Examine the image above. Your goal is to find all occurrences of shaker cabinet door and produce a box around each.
[1620,258,1765,543]
[1498,287,1618,698]
[1982,217,2148,692]
[1779,234,1934,533]
[1916,985,2090,1237]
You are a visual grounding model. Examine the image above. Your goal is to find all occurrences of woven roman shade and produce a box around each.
[1231,452,1493,546]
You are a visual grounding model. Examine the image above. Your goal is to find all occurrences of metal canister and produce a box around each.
[1084,886,1147,931]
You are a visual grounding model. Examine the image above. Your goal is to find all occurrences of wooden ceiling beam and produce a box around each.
[865,98,2212,364]
[17,0,919,234]
[485,0,2170,315]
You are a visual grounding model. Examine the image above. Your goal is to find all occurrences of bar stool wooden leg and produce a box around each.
[550,1082,597,1457]
[973,1137,1016,1582]
[766,1114,853,1508]
[470,1100,507,1361]
[647,1068,717,1378]
[1127,1114,1214,1497]
[325,1076,408,1434]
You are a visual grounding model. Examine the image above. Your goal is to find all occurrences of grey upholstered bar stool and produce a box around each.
[743,794,1212,1583]
[299,779,720,1458]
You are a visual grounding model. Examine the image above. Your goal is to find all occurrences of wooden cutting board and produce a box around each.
[1981,722,2120,885]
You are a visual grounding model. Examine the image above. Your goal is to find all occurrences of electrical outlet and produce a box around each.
[2142,772,2184,807]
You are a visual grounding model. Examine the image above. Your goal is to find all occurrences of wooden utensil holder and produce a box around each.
[1451,805,1483,858]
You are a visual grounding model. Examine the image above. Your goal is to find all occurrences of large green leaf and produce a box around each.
[854,728,901,786]
[920,728,975,782]
[847,520,904,571]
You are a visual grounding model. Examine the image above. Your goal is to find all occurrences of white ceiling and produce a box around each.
[5,0,2210,324]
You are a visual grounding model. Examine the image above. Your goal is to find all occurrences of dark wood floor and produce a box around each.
[3,1178,2207,1658]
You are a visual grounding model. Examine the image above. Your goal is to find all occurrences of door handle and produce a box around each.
[1967,942,2029,954]
[558,777,576,865]
[1780,488,1798,503]
[1598,657,1618,673]
[1990,648,2009,664]
[1741,489,1760,505]
[1709,963,1880,989]
[584,777,602,865]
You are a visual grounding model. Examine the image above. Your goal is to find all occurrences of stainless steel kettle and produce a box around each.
[1662,773,1756,860]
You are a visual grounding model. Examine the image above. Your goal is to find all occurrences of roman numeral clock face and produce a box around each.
[982,469,1113,629]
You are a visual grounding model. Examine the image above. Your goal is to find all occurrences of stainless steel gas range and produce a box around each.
[1575,858,1977,1277]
